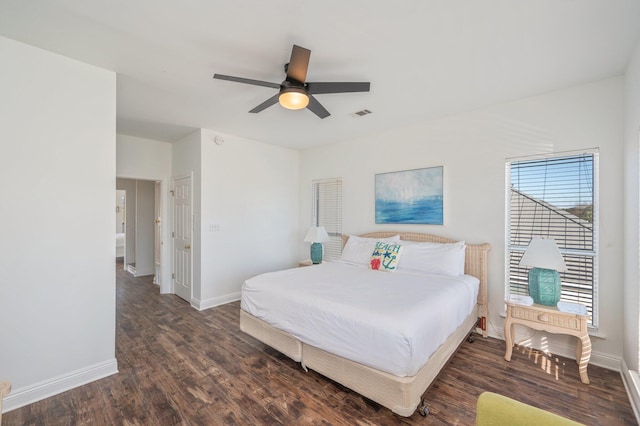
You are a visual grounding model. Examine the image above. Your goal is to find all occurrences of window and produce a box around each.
[311,178,343,260]
[506,150,599,327]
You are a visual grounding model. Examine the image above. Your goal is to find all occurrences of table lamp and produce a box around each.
[519,237,568,306]
[304,226,330,264]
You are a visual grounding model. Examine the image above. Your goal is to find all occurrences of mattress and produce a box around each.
[241,261,479,377]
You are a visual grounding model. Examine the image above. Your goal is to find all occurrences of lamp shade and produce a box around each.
[279,88,309,110]
[520,238,567,306]
[304,226,329,264]
[519,238,567,272]
[304,226,330,243]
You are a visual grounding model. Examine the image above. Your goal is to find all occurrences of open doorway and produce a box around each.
[116,178,158,280]
[115,190,126,264]
[153,181,161,285]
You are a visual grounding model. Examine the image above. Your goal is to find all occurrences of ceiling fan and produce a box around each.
[213,45,370,119]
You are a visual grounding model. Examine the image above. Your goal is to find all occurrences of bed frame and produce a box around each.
[240,232,490,417]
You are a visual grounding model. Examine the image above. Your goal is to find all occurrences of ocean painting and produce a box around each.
[375,167,443,224]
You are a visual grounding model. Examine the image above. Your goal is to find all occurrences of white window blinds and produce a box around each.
[506,150,599,326]
[311,178,343,260]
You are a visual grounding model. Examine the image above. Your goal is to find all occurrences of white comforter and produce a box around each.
[241,261,479,377]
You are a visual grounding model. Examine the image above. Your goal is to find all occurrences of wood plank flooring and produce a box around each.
[4,263,636,425]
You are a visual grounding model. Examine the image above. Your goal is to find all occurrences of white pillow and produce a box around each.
[341,235,400,265]
[398,241,466,276]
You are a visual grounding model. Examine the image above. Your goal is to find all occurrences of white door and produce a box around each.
[173,176,192,302]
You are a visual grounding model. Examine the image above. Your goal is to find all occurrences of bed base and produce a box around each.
[240,232,490,417]
[240,306,479,417]
[239,308,302,362]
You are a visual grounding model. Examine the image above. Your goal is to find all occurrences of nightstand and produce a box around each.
[504,301,591,384]
[298,259,324,267]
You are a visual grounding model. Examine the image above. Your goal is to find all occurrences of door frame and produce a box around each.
[116,175,171,294]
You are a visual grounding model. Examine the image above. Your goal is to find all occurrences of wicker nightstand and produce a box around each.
[298,259,324,267]
[504,301,591,384]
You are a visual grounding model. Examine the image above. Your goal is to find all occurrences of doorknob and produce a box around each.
[184,244,191,250]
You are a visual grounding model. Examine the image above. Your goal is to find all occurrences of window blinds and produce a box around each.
[507,151,598,326]
[311,178,343,260]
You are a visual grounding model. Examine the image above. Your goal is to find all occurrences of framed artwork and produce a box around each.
[375,166,443,224]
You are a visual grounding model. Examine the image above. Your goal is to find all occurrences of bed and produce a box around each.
[240,231,490,417]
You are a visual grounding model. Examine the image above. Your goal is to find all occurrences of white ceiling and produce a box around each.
[1,0,639,150]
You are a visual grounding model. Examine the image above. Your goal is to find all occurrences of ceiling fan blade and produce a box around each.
[286,45,311,84]
[249,94,280,113]
[214,74,280,89]
[307,95,330,119]
[307,82,370,94]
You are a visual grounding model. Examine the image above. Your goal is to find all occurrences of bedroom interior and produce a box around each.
[5,265,636,424]
[1,1,640,424]
[6,266,634,424]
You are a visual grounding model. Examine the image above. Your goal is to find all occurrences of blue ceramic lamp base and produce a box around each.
[528,267,561,306]
[310,242,323,264]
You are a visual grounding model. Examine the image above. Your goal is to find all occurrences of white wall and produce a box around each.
[116,134,172,292]
[0,36,117,410]
[117,134,172,178]
[198,130,299,309]
[171,129,299,308]
[135,129,298,308]
[299,77,625,367]
[624,39,640,371]
[622,38,640,415]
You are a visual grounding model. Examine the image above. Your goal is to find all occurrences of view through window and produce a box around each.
[311,178,343,260]
[506,150,598,327]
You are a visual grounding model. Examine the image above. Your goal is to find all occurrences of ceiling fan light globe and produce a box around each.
[279,90,309,110]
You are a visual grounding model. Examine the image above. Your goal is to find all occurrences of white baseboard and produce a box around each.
[134,269,154,277]
[549,341,621,372]
[621,361,640,424]
[486,328,621,371]
[192,292,241,311]
[3,359,118,413]
[484,328,640,422]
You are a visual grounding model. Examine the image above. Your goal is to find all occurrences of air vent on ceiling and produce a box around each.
[351,109,372,117]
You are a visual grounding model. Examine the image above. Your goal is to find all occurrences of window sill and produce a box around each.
[587,327,606,339]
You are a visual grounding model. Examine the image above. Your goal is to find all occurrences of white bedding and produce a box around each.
[241,261,479,377]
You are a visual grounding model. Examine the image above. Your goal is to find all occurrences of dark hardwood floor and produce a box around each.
[4,263,636,425]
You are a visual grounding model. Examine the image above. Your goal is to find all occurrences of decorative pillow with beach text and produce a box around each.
[370,242,403,272]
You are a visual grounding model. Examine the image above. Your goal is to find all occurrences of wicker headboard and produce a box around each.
[342,232,491,336]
